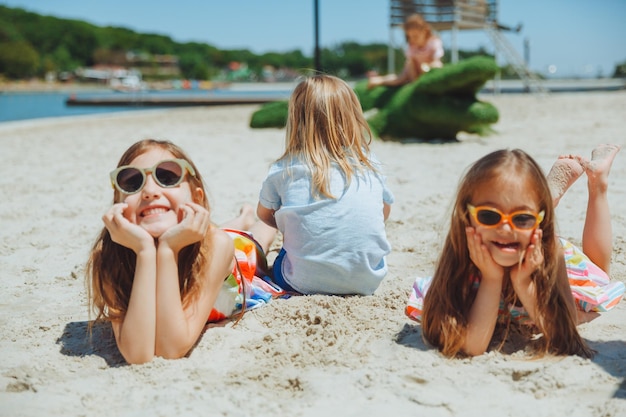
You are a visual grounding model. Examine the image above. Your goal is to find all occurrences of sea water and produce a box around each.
[0,88,294,123]
[0,91,151,123]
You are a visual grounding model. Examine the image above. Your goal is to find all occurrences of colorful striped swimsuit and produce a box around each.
[207,229,285,322]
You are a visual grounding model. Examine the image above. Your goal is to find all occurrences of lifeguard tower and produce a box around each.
[388,0,546,93]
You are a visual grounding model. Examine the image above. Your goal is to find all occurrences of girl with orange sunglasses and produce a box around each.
[407,145,624,358]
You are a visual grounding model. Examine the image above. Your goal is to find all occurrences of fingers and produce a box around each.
[179,202,210,231]
[102,203,154,252]
[466,227,502,281]
[466,227,480,262]
[102,202,129,230]
[524,229,544,269]
[512,229,544,284]
[466,227,491,264]
[159,203,211,250]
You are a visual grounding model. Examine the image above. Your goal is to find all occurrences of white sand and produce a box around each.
[1,91,625,416]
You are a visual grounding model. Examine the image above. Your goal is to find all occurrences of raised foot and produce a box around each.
[547,154,585,205]
[584,144,621,193]
[587,144,621,177]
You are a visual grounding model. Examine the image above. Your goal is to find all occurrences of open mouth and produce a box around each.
[492,241,521,251]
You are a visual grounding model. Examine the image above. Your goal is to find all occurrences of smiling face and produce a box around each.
[121,148,199,238]
[468,173,542,267]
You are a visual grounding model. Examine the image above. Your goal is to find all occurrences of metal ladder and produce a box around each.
[486,26,548,94]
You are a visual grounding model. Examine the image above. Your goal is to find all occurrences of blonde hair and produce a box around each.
[86,139,212,323]
[280,74,377,199]
[421,149,593,358]
[403,13,433,40]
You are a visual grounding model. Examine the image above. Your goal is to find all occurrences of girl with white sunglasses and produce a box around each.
[87,139,281,364]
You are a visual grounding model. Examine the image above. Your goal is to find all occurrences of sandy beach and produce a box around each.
[1,90,625,416]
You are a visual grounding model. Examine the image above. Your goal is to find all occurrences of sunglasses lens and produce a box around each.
[155,161,184,187]
[116,168,144,193]
[511,214,538,229]
[476,209,502,226]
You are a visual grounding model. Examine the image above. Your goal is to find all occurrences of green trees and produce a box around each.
[317,42,403,78]
[8,6,622,82]
[179,53,209,80]
[0,5,500,82]
[0,8,38,78]
[0,40,39,78]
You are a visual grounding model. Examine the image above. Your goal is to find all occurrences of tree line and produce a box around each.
[4,6,621,82]
[0,5,498,82]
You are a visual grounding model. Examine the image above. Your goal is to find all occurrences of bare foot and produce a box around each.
[585,144,621,192]
[238,204,256,230]
[547,154,586,206]
[219,204,257,231]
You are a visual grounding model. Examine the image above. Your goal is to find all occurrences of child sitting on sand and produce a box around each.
[86,139,281,364]
[257,74,394,295]
[406,145,624,358]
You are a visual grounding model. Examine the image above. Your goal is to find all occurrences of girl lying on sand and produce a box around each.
[86,139,282,364]
[407,145,624,357]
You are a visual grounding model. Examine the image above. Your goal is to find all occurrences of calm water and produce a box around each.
[2,79,622,123]
[0,88,293,123]
[0,91,142,122]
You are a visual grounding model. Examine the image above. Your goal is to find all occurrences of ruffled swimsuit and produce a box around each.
[207,229,285,322]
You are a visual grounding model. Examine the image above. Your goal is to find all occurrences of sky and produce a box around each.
[2,0,625,78]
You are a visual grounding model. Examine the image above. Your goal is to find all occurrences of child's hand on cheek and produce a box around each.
[511,229,543,286]
[159,202,211,252]
[103,202,154,253]
[466,227,503,282]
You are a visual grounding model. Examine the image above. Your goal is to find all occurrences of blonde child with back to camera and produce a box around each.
[257,74,394,295]
[86,139,281,364]
[406,145,624,358]
[368,13,444,89]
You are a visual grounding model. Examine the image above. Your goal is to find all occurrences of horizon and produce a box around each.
[1,0,625,78]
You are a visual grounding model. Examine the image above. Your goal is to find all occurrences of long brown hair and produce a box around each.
[280,74,377,199]
[86,139,212,323]
[421,149,593,358]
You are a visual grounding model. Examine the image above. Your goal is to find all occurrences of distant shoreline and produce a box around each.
[483,77,625,94]
[2,77,624,94]
[0,80,109,93]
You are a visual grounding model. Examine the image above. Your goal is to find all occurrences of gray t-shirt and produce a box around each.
[259,155,394,295]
